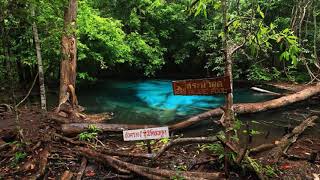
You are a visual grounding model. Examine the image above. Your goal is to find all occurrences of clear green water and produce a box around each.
[77,79,275,125]
[50,79,318,142]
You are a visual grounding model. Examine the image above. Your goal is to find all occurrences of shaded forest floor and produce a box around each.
[0,106,319,179]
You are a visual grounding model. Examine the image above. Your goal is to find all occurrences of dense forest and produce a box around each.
[1,0,319,84]
[0,0,320,179]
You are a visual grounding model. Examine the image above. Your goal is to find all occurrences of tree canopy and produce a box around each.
[0,0,319,85]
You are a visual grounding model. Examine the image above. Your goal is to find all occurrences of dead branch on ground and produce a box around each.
[267,115,318,163]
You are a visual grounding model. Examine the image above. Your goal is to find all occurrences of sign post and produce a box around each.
[172,76,231,95]
[123,127,170,153]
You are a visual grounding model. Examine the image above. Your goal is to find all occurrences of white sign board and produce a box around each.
[123,127,169,141]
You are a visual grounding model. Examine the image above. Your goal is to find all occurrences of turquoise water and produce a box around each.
[78,79,275,125]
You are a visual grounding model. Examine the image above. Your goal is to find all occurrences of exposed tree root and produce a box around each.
[170,83,320,130]
[49,110,113,124]
[104,174,134,179]
[100,148,154,159]
[76,157,87,180]
[0,104,13,113]
[78,147,224,180]
[152,136,218,160]
[217,137,266,180]
[188,159,217,170]
[29,145,50,180]
[53,132,153,159]
[60,170,73,180]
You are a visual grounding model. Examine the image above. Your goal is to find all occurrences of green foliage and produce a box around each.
[78,72,97,82]
[276,29,300,65]
[79,132,98,141]
[246,157,278,177]
[11,151,27,166]
[126,32,166,76]
[200,143,224,160]
[159,137,170,144]
[171,174,185,180]
[247,64,273,81]
[135,141,146,147]
[243,129,261,135]
[285,65,310,82]
[172,164,187,180]
[14,152,27,162]
[79,125,102,141]
[175,164,187,171]
[0,0,318,87]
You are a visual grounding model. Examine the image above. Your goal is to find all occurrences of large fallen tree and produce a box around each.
[169,83,320,130]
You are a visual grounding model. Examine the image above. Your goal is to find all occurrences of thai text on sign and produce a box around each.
[172,76,231,95]
[123,127,169,141]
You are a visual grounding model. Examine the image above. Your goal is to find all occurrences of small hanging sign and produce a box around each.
[123,127,169,141]
[172,76,231,95]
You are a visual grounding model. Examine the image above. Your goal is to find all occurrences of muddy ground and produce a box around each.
[0,106,319,179]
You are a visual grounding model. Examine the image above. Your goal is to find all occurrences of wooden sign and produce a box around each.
[123,127,169,141]
[172,76,231,95]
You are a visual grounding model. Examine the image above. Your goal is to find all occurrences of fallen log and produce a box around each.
[78,147,224,180]
[266,82,314,92]
[169,83,320,130]
[61,123,157,135]
[267,115,318,163]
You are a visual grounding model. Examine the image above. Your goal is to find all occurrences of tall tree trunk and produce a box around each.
[221,0,236,177]
[313,2,319,68]
[58,0,79,115]
[31,8,47,112]
[222,0,235,137]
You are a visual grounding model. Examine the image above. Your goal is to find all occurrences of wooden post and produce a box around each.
[146,141,152,154]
